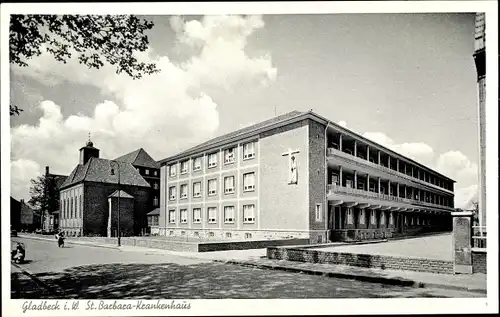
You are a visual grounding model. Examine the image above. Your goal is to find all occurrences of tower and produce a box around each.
[473,12,486,229]
[79,137,100,165]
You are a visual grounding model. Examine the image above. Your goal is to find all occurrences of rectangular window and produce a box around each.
[346,179,353,188]
[193,208,202,223]
[180,184,188,199]
[331,173,339,185]
[193,182,201,197]
[346,207,352,225]
[371,210,376,224]
[243,204,255,223]
[154,170,158,176]
[315,204,322,222]
[145,169,150,175]
[243,172,255,191]
[180,160,189,174]
[168,209,176,223]
[169,164,177,177]
[208,179,217,196]
[153,196,159,206]
[359,210,365,224]
[224,176,235,194]
[389,212,394,225]
[208,153,218,168]
[193,157,202,171]
[380,212,385,225]
[208,207,217,223]
[180,209,188,223]
[224,206,235,223]
[243,142,255,160]
[153,182,159,190]
[224,147,235,164]
[169,186,176,200]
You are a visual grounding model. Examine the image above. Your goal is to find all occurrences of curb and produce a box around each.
[215,259,487,294]
[11,262,73,298]
[18,235,120,250]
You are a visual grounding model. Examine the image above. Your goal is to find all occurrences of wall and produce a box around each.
[472,250,487,274]
[60,184,84,234]
[259,120,310,232]
[268,246,454,274]
[308,120,327,243]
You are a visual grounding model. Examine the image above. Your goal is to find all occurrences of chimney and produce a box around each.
[46,166,50,176]
[20,199,24,204]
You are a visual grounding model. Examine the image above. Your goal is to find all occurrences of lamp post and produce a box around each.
[110,160,121,247]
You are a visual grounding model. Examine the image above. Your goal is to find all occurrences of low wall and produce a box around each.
[267,246,454,274]
[472,249,487,274]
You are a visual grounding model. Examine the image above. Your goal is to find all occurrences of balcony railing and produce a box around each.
[327,184,451,210]
[327,147,453,194]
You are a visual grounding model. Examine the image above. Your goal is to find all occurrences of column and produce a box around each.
[367,174,370,191]
[396,159,400,172]
[107,197,112,238]
[354,140,357,157]
[404,185,407,198]
[388,155,391,169]
[339,133,343,151]
[451,211,474,274]
[378,151,381,164]
[388,180,391,195]
[404,163,407,175]
[339,166,343,186]
[367,146,370,161]
[377,177,381,193]
[396,183,400,197]
[354,170,358,188]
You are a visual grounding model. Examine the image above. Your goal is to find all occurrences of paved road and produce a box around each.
[10,237,480,299]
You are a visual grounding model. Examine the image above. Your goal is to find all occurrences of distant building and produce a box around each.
[58,140,152,236]
[42,166,67,232]
[11,197,37,232]
[473,12,486,229]
[158,111,454,243]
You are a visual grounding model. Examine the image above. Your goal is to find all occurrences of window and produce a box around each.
[193,182,201,197]
[243,204,255,223]
[224,206,235,223]
[417,217,420,225]
[209,232,215,237]
[224,147,235,164]
[243,142,255,159]
[208,207,217,223]
[80,195,83,218]
[315,204,322,222]
[193,208,202,223]
[243,172,255,191]
[226,232,232,238]
[180,160,189,174]
[168,186,176,200]
[168,209,176,223]
[224,176,235,194]
[357,181,365,190]
[208,179,217,196]
[346,207,352,225]
[153,196,159,206]
[154,170,158,176]
[180,209,188,223]
[180,184,188,199]
[193,157,202,171]
[153,182,159,190]
[389,212,394,225]
[208,153,218,168]
[346,179,353,188]
[359,210,365,224]
[169,164,177,177]
[371,210,376,224]
[331,173,339,185]
[380,212,385,225]
[70,197,74,218]
[245,233,252,239]
[145,169,149,175]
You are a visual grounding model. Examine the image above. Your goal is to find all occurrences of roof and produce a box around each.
[48,173,68,189]
[115,148,160,169]
[147,208,160,216]
[159,110,304,164]
[108,190,134,199]
[60,157,151,190]
[159,110,455,183]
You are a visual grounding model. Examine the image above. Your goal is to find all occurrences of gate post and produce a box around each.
[451,211,474,274]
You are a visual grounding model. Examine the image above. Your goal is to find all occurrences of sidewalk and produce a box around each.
[17,234,487,294]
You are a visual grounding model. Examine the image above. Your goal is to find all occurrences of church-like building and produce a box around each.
[58,140,155,237]
[157,110,455,243]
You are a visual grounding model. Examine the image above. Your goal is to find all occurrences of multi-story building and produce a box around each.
[157,111,454,243]
[473,12,486,229]
[59,140,152,237]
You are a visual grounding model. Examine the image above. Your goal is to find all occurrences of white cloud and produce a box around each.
[10,15,277,200]
[11,159,41,202]
[337,120,347,128]
[454,184,478,209]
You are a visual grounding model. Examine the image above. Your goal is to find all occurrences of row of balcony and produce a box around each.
[327,184,452,211]
[327,147,453,194]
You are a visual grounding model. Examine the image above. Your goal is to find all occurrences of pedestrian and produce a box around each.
[56,231,65,248]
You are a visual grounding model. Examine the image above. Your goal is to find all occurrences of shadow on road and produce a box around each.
[12,261,450,299]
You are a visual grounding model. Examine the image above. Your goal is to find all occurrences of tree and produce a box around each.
[28,174,61,230]
[9,14,160,115]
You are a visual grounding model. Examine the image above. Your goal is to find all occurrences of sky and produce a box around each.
[9,13,480,208]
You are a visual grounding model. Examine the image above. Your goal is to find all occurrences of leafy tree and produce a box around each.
[9,14,159,115]
[28,174,61,230]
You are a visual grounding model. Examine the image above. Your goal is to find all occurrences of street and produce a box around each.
[11,237,481,299]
